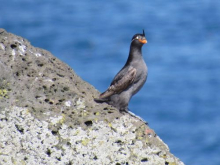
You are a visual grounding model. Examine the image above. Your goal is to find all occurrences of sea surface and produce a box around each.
[1,0,220,164]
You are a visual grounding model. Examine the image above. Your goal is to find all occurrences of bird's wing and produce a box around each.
[99,67,137,99]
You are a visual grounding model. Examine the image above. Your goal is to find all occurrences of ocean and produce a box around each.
[1,0,220,164]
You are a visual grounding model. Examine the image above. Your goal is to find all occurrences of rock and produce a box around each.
[0,29,184,165]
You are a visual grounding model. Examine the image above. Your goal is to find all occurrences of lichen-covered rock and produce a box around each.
[0,29,184,165]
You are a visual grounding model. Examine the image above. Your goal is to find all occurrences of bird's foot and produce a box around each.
[120,109,148,125]
[94,98,109,103]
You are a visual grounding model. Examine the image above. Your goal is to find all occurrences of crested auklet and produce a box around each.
[95,30,148,112]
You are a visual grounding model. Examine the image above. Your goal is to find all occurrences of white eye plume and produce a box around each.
[131,36,140,43]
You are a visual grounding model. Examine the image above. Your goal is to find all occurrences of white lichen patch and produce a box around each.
[18,45,26,56]
[11,49,16,56]
[28,49,41,57]
[29,49,34,54]
[18,45,26,53]
[49,115,64,125]
[0,43,5,50]
[43,78,53,82]
[65,100,72,107]
[0,107,184,165]
[43,111,51,116]
[35,53,42,57]
[0,107,60,165]
[75,98,85,109]
[57,115,181,165]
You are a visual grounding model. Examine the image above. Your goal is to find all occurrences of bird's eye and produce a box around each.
[136,36,139,39]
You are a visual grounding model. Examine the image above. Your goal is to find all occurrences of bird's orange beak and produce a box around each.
[138,38,147,44]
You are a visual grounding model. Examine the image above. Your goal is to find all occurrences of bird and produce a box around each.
[95,30,148,112]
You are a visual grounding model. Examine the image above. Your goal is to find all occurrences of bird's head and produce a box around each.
[131,30,147,45]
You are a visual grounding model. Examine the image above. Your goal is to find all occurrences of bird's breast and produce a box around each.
[129,60,147,95]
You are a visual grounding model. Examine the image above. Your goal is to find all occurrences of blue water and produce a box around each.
[1,0,220,164]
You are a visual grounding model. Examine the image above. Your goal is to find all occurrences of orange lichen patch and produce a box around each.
[145,128,154,135]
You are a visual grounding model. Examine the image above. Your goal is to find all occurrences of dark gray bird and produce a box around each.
[95,30,148,112]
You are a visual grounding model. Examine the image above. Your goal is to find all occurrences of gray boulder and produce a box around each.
[0,29,184,165]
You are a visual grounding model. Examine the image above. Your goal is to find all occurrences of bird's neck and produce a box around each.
[126,44,142,64]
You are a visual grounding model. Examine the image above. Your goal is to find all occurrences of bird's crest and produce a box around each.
[143,29,145,36]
